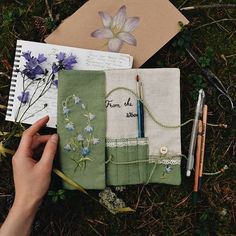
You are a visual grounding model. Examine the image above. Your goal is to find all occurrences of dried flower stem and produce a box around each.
[180,4,236,11]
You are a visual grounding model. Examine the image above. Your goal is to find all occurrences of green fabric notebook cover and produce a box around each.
[57,70,106,190]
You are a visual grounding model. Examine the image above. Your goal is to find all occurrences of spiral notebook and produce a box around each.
[5,40,133,128]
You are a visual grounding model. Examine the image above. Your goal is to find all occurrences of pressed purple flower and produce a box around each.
[52,53,77,74]
[17,91,29,104]
[52,63,60,74]
[81,147,90,157]
[91,5,140,52]
[84,125,93,133]
[37,54,47,63]
[22,51,46,79]
[62,55,77,70]
[56,52,66,61]
[22,51,32,61]
[52,80,58,88]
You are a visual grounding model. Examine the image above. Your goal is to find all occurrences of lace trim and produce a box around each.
[149,155,181,165]
[106,137,148,148]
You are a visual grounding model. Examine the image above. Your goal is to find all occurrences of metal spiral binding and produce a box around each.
[6,43,22,117]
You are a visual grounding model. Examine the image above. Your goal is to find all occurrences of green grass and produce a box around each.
[0,0,236,235]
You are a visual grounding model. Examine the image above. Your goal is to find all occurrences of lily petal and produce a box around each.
[123,17,140,32]
[117,32,137,46]
[108,38,123,52]
[99,11,112,28]
[91,28,113,39]
[111,5,126,31]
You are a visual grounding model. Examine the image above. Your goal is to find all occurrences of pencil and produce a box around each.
[193,120,203,205]
[198,105,208,190]
[140,82,144,137]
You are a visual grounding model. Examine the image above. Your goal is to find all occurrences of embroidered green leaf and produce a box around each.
[53,168,88,195]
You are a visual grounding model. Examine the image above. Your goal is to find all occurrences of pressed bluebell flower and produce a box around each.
[88,113,96,120]
[65,122,75,131]
[37,54,47,63]
[52,63,60,74]
[52,52,77,74]
[92,137,100,145]
[17,91,29,104]
[63,106,70,115]
[81,103,86,109]
[62,55,77,70]
[64,144,72,151]
[84,125,93,133]
[73,95,81,104]
[56,52,66,61]
[52,79,58,88]
[81,147,90,157]
[22,51,46,80]
[77,134,84,141]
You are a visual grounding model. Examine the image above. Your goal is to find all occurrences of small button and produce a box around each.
[160,146,168,155]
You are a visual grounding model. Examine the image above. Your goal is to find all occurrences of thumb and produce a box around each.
[39,134,58,170]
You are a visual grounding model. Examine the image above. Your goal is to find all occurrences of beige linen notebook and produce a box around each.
[45,0,189,67]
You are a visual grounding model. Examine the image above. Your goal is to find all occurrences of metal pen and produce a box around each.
[186,89,205,177]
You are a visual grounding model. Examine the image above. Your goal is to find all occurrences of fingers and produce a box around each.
[31,135,52,150]
[24,116,49,137]
[18,116,49,153]
[39,134,58,171]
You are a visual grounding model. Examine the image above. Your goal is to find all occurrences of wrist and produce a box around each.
[12,197,41,218]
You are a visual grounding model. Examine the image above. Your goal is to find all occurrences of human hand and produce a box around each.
[12,116,58,212]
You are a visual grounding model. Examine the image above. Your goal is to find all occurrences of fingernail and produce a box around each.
[51,134,58,144]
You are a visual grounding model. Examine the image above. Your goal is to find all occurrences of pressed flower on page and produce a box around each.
[91,5,140,52]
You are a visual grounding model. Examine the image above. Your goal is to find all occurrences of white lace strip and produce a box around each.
[149,155,181,165]
[106,138,148,148]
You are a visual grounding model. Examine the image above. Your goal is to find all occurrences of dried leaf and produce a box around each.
[53,168,88,195]
[113,207,135,213]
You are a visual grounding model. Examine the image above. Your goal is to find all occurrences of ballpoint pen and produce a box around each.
[186,89,205,177]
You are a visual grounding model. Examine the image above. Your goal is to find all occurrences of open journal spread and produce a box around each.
[57,69,182,189]
[6,40,133,128]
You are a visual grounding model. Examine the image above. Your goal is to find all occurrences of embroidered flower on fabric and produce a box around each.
[91,5,140,52]
[81,147,90,157]
[62,94,100,169]
[65,122,75,131]
[85,125,93,133]
[92,137,100,145]
[88,113,96,120]
[63,106,70,115]
[64,144,72,151]
[77,134,84,141]
[165,165,173,173]
[73,95,81,104]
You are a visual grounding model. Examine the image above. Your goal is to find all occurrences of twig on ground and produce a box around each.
[181,4,236,11]
[193,18,236,31]
[45,0,53,21]
[0,72,10,80]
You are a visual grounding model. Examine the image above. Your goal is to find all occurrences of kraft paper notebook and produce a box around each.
[58,69,182,189]
[5,40,133,128]
[45,0,189,68]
